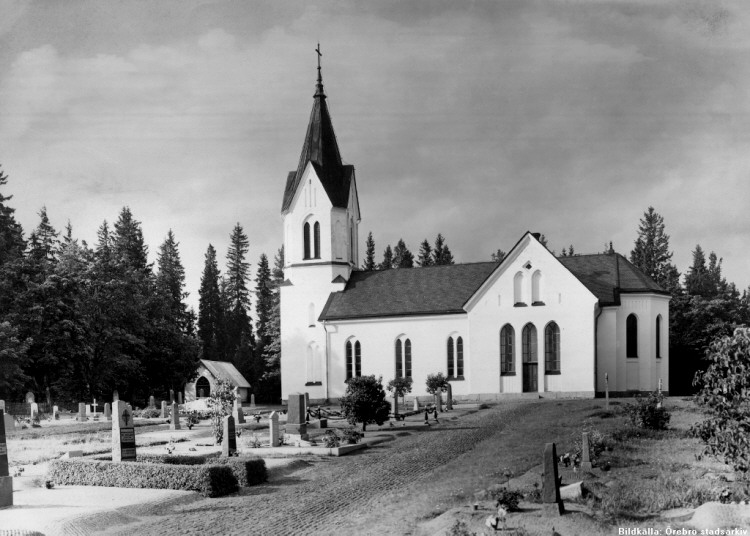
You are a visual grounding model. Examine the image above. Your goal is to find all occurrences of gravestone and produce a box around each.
[112,400,136,462]
[286,393,307,438]
[413,398,420,411]
[222,415,236,457]
[160,401,167,418]
[169,402,180,430]
[542,442,565,515]
[0,408,13,507]
[1,402,14,435]
[269,411,280,447]
[104,402,112,421]
[177,392,183,405]
[30,402,39,420]
[77,402,86,421]
[304,392,309,410]
[91,399,99,421]
[249,394,256,409]
[435,391,443,412]
[149,395,155,408]
[233,398,245,424]
[580,432,593,471]
[112,390,119,402]
[446,383,453,410]
[169,389,175,403]
[52,405,59,420]
[25,391,35,404]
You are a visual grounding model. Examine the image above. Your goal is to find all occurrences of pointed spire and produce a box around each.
[315,43,325,97]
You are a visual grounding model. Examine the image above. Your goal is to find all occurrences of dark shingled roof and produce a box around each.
[319,253,667,321]
[558,253,668,306]
[319,263,498,320]
[281,74,354,213]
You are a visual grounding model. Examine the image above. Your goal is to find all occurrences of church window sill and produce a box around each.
[545,370,561,375]
[304,381,322,386]
[501,371,516,376]
[513,302,528,307]
[532,301,545,306]
[447,376,465,381]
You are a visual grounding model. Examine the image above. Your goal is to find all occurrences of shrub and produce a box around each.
[487,487,523,511]
[624,391,670,430]
[386,377,413,417]
[447,519,476,536]
[206,378,236,444]
[341,428,362,444]
[134,407,161,419]
[322,430,340,448]
[692,327,750,473]
[210,457,267,487]
[569,421,611,465]
[339,375,391,432]
[47,459,237,497]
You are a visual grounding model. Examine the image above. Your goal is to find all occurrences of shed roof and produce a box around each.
[200,360,251,389]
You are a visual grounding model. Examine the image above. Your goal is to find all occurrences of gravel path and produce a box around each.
[83,401,533,536]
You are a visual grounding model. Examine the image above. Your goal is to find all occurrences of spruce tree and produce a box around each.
[113,207,149,273]
[156,230,188,318]
[363,232,376,271]
[432,234,455,265]
[254,253,273,356]
[393,239,414,268]
[224,224,254,381]
[28,207,59,264]
[198,244,223,361]
[261,246,284,401]
[418,239,433,267]
[380,245,394,270]
[0,166,25,266]
[630,207,680,293]
[491,249,506,263]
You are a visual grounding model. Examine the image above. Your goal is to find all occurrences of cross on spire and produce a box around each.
[315,43,323,87]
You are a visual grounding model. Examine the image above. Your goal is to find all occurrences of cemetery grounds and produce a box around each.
[2,397,749,535]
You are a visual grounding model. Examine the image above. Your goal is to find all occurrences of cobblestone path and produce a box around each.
[97,401,533,536]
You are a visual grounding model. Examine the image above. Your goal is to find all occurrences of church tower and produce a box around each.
[279,47,360,403]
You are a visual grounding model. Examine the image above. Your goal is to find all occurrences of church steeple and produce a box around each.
[281,45,353,214]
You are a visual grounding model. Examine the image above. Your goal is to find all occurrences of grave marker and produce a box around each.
[0,408,13,507]
[446,383,453,411]
[1,401,14,435]
[169,389,175,403]
[30,402,39,421]
[52,405,59,420]
[249,394,256,409]
[25,391,35,404]
[285,393,307,438]
[112,390,119,402]
[413,398,420,411]
[580,432,593,471]
[77,402,86,421]
[112,400,136,462]
[169,402,181,430]
[233,398,245,424]
[222,415,236,457]
[542,442,565,515]
[160,401,167,418]
[104,402,112,421]
[149,395,155,408]
[177,392,183,405]
[269,411,279,447]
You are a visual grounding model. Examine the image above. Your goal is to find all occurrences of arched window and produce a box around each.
[626,314,638,358]
[447,337,455,377]
[303,222,311,259]
[514,272,525,305]
[532,270,543,304]
[313,221,321,258]
[395,339,403,378]
[545,322,560,373]
[522,324,537,364]
[346,340,362,380]
[196,377,210,398]
[355,341,362,377]
[456,336,464,377]
[404,339,412,378]
[500,324,515,375]
[306,343,322,384]
[655,315,662,359]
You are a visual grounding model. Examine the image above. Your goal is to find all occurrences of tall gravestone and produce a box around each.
[580,432,593,471]
[233,398,245,424]
[413,398,420,411]
[249,394,256,409]
[222,415,236,457]
[446,383,453,410]
[30,402,39,421]
[177,392,183,405]
[269,411,279,447]
[112,400,136,462]
[0,408,12,507]
[112,390,119,402]
[52,405,59,420]
[25,392,35,404]
[160,401,167,418]
[77,402,86,421]
[169,402,181,430]
[0,402,14,435]
[542,442,565,515]
[286,393,307,438]
[149,395,155,408]
[104,403,112,421]
[169,389,175,403]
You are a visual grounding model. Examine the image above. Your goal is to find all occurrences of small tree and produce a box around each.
[339,375,391,431]
[692,327,750,473]
[426,372,449,412]
[206,377,236,444]
[386,377,413,417]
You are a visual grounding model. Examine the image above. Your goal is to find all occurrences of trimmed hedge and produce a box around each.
[47,459,238,497]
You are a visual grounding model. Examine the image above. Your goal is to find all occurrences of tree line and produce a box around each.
[0,168,282,405]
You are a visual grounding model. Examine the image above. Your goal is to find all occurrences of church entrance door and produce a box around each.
[522,324,538,393]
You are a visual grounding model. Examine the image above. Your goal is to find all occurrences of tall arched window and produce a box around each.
[395,339,403,378]
[545,322,560,373]
[306,343,322,384]
[626,314,638,358]
[500,324,515,375]
[532,270,543,304]
[514,272,525,305]
[404,339,412,378]
[346,340,362,380]
[522,324,537,364]
[447,337,455,377]
[313,221,321,259]
[655,315,662,359]
[303,222,311,260]
[456,336,464,377]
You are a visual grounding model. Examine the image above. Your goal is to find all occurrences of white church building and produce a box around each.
[280,64,670,404]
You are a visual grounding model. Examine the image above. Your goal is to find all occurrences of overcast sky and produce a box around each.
[1,0,749,312]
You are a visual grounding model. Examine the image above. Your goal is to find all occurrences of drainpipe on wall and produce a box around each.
[323,323,331,402]
[594,304,603,395]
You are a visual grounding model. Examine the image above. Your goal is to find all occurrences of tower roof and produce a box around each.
[282,48,354,213]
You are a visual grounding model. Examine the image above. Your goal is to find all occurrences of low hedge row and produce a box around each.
[136,453,267,487]
[47,459,237,497]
